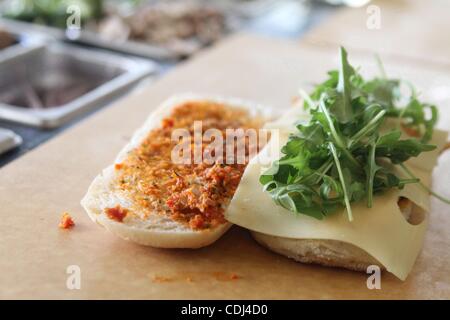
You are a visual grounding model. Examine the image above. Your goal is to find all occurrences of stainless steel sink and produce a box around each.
[0,42,157,128]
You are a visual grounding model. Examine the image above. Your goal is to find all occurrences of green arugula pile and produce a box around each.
[260,47,447,221]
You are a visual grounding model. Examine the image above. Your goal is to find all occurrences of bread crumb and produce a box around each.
[149,272,240,283]
[59,212,75,229]
[230,273,240,280]
[212,271,240,281]
[152,275,173,283]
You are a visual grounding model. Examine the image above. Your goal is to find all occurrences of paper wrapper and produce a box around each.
[0,34,449,299]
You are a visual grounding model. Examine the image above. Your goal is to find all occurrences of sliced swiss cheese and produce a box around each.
[226,107,448,280]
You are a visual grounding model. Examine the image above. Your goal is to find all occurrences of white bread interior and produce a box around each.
[252,233,383,272]
[81,94,272,248]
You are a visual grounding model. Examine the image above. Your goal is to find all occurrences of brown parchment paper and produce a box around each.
[304,0,450,67]
[0,33,449,299]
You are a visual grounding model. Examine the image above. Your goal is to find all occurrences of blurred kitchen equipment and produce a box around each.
[0,27,15,49]
[0,22,45,62]
[313,0,370,7]
[0,0,232,60]
[0,42,156,128]
[245,0,310,38]
[0,127,21,155]
[214,0,280,18]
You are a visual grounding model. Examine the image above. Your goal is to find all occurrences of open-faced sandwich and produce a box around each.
[82,48,449,280]
[226,48,449,280]
[81,94,269,248]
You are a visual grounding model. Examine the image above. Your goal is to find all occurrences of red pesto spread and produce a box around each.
[111,101,263,230]
[401,123,421,138]
[105,205,128,222]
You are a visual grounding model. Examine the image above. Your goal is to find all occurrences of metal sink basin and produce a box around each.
[0,43,156,128]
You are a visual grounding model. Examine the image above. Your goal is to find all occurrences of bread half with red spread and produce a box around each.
[81,94,270,248]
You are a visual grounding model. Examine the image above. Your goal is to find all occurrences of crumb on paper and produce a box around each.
[212,272,241,282]
[59,212,75,229]
[152,275,173,283]
[150,272,240,283]
[230,273,240,280]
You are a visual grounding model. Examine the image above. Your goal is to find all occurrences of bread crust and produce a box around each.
[251,231,385,272]
[81,94,272,248]
[250,199,420,272]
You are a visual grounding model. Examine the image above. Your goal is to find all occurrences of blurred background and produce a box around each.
[0,0,439,167]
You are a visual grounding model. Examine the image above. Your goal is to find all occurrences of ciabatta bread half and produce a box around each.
[81,94,271,248]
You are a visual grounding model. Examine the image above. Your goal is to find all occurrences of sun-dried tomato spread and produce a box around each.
[115,101,263,230]
[105,205,128,222]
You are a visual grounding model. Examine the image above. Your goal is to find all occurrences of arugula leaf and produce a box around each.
[376,131,436,163]
[363,79,400,107]
[364,139,380,208]
[336,47,354,123]
[308,71,339,105]
[261,47,448,221]
[329,142,353,221]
